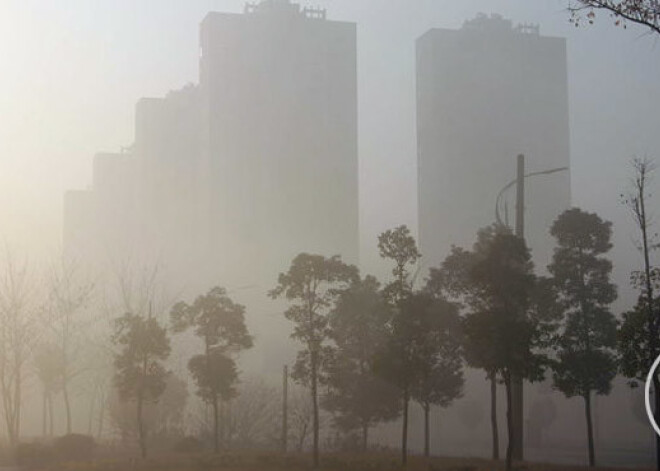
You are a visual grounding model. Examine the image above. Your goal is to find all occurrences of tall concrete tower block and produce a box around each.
[416,14,571,273]
[200,1,359,285]
[63,1,359,296]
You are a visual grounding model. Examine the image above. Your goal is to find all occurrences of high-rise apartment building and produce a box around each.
[64,0,358,292]
[200,1,358,285]
[416,14,571,273]
[415,14,571,460]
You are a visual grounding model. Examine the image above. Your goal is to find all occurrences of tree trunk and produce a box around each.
[311,349,320,468]
[42,390,47,437]
[282,365,288,453]
[490,374,500,460]
[584,392,595,467]
[361,422,369,453]
[221,401,226,447]
[213,396,219,453]
[63,381,72,434]
[138,351,148,459]
[48,392,54,437]
[402,386,409,466]
[638,162,659,471]
[505,373,514,471]
[97,389,105,440]
[88,390,95,435]
[14,363,21,444]
[424,402,430,457]
[137,393,146,459]
[226,400,233,448]
[298,422,307,452]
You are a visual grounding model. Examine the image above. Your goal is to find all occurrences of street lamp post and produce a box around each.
[494,154,568,462]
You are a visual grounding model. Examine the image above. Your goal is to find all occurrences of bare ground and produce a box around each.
[42,451,654,471]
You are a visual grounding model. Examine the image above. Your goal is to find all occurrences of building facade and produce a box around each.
[200,1,358,286]
[415,14,571,459]
[416,13,571,273]
[64,0,358,293]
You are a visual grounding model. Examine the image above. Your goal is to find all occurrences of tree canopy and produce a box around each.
[549,208,618,467]
[323,275,400,450]
[270,253,358,467]
[170,286,253,452]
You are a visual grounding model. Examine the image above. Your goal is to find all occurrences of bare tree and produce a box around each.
[44,259,95,434]
[0,252,41,445]
[34,342,64,437]
[226,378,280,448]
[81,339,114,440]
[568,0,660,35]
[289,386,314,453]
[619,158,660,470]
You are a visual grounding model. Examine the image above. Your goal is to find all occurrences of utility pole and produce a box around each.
[515,154,525,239]
[512,153,525,461]
[494,155,567,463]
[282,364,288,453]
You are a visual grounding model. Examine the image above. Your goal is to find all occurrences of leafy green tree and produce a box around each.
[376,225,421,465]
[430,226,554,470]
[112,312,171,458]
[620,296,660,382]
[170,286,253,453]
[427,244,501,460]
[410,294,464,457]
[378,225,421,304]
[569,0,660,35]
[548,208,618,467]
[469,227,557,471]
[270,253,358,467]
[323,275,400,451]
[110,373,188,443]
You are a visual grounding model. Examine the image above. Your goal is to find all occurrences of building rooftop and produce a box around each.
[243,0,326,20]
[462,13,540,36]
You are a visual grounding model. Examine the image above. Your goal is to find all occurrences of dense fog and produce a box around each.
[0,1,659,469]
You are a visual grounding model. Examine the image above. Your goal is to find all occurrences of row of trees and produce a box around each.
[0,162,656,470]
[269,241,466,468]
[110,286,253,458]
[272,160,660,470]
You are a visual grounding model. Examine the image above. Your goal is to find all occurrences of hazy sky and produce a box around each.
[0,0,659,308]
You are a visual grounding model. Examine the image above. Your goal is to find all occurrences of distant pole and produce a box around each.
[282,365,288,453]
[515,154,524,239]
[512,153,525,461]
